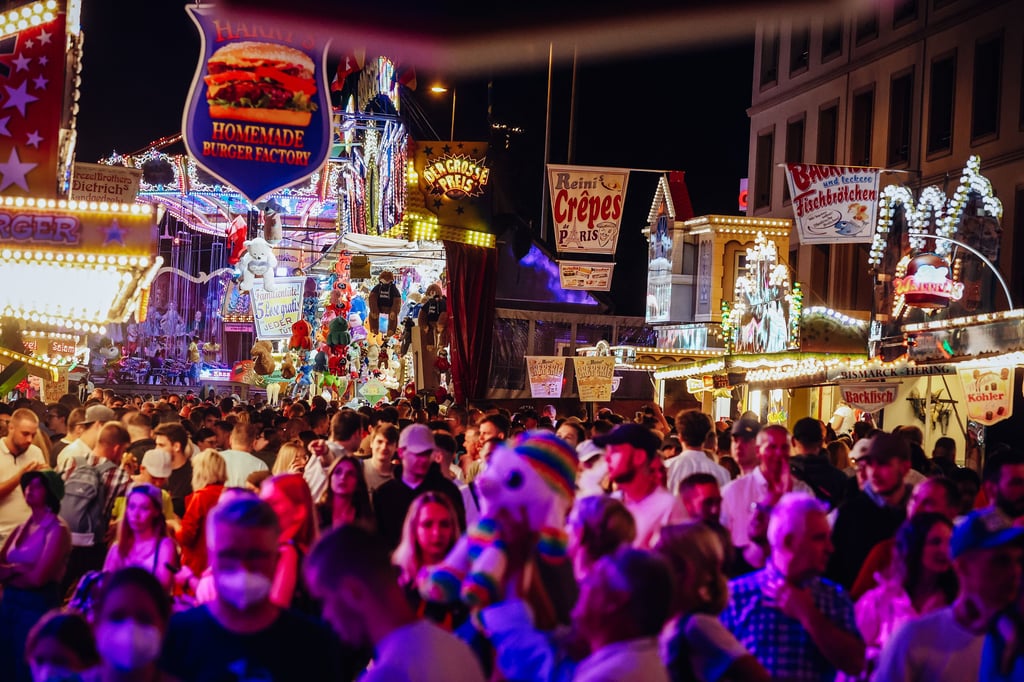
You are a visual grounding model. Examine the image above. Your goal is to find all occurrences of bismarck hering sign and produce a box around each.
[182,7,332,203]
[422,154,490,199]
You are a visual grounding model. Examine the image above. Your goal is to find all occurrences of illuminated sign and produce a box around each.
[422,154,490,199]
[548,164,629,255]
[894,254,964,309]
[838,381,899,412]
[958,365,1013,425]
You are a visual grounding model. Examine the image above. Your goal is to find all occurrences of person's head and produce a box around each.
[330,410,365,448]
[983,449,1024,519]
[767,492,832,581]
[194,427,218,451]
[863,432,911,498]
[93,568,170,672]
[5,407,39,455]
[826,440,851,471]
[908,477,960,521]
[392,492,459,585]
[25,610,98,680]
[116,484,168,557]
[207,496,280,613]
[756,424,791,479]
[44,403,70,436]
[659,436,682,459]
[593,423,662,488]
[212,421,233,449]
[229,422,260,452]
[950,467,982,516]
[729,418,760,471]
[259,473,317,551]
[566,495,636,581]
[852,420,874,442]
[95,422,132,465]
[678,473,722,523]
[271,439,307,475]
[675,410,713,449]
[571,548,673,648]
[893,512,955,600]
[306,524,406,648]
[369,423,399,466]
[65,407,87,442]
[655,522,729,616]
[479,414,510,447]
[556,420,586,449]
[191,448,227,491]
[894,424,924,446]
[139,448,173,487]
[152,422,188,461]
[790,417,825,454]
[932,436,956,462]
[398,424,436,484]
[78,404,116,448]
[20,470,63,514]
[950,507,1024,614]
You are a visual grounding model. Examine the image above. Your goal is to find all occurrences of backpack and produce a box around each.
[60,461,110,547]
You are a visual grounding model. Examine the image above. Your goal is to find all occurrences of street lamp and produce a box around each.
[430,85,456,141]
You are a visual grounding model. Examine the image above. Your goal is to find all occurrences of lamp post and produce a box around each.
[430,85,456,141]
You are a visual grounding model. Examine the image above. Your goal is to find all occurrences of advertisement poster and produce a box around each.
[838,381,900,412]
[250,276,305,340]
[412,140,491,232]
[43,374,68,404]
[548,165,629,255]
[182,6,332,203]
[573,356,616,402]
[71,163,142,204]
[958,365,1013,426]
[784,164,879,244]
[558,262,614,291]
[526,356,566,398]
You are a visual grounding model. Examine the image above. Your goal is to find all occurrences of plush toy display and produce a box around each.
[368,270,402,336]
[250,340,276,376]
[326,316,350,349]
[378,339,390,369]
[289,320,313,351]
[419,431,578,610]
[348,312,368,343]
[237,237,279,292]
[434,349,451,386]
[280,353,297,380]
[313,345,329,373]
[418,283,448,349]
[399,316,415,356]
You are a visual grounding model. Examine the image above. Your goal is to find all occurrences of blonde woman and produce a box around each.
[176,449,226,575]
[103,485,177,592]
[271,439,307,475]
[655,523,769,682]
[566,495,636,582]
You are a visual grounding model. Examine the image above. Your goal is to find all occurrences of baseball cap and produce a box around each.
[593,423,662,460]
[862,432,910,463]
[576,439,605,463]
[950,508,1024,559]
[398,423,435,454]
[81,404,116,425]
[140,448,173,479]
[730,418,761,440]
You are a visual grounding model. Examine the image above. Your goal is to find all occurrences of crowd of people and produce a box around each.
[0,388,1022,681]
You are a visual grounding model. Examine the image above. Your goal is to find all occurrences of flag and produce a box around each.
[331,49,365,93]
[397,65,417,91]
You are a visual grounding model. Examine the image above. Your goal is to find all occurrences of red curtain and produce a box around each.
[444,240,497,404]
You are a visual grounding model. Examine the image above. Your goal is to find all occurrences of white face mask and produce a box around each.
[95,621,162,671]
[215,569,273,611]
[578,458,608,497]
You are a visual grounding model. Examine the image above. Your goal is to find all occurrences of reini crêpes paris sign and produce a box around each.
[182,7,332,203]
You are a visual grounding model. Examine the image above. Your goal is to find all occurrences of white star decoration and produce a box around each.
[32,74,47,90]
[3,81,38,116]
[12,54,30,71]
[37,29,51,45]
[26,130,41,148]
[0,148,36,192]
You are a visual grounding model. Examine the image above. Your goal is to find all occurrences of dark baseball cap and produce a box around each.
[593,423,662,460]
[951,508,1024,558]
[730,418,761,440]
[863,432,910,463]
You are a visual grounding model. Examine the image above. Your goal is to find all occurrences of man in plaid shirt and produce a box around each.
[721,492,865,681]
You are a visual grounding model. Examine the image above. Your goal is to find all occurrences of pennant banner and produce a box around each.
[958,365,1013,426]
[784,164,880,244]
[573,356,616,402]
[838,381,900,412]
[548,165,629,255]
[250,276,305,340]
[525,356,566,398]
[182,6,332,203]
[558,261,614,291]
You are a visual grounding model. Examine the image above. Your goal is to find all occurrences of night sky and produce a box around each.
[75,1,754,316]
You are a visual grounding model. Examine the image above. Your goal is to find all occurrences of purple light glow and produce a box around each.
[521,245,596,305]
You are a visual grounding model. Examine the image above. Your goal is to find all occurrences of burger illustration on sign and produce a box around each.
[203,41,318,127]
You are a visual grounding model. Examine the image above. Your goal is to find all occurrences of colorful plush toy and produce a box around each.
[368,270,402,336]
[418,283,448,348]
[348,312,368,343]
[250,340,276,376]
[419,431,578,611]
[326,316,350,349]
[435,349,451,386]
[289,320,313,351]
[280,353,297,380]
[237,237,279,293]
[313,344,329,373]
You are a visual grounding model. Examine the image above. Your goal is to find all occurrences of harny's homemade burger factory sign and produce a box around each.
[182,8,331,202]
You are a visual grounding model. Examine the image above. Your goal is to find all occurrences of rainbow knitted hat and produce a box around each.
[512,430,579,503]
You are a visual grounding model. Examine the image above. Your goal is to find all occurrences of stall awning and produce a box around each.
[655,351,869,390]
[0,347,63,385]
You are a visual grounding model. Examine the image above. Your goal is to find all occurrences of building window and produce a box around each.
[761,29,779,87]
[783,117,805,204]
[754,130,774,210]
[893,0,918,27]
[972,35,1002,141]
[851,88,874,166]
[817,104,838,164]
[855,9,878,46]
[888,71,914,165]
[928,52,957,154]
[790,22,810,74]
[822,20,843,61]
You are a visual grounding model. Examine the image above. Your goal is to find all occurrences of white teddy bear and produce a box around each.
[237,237,278,293]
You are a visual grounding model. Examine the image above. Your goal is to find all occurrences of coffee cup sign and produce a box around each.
[958,365,1013,425]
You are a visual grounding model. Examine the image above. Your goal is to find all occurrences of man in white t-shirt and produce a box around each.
[307,524,485,682]
[219,422,268,488]
[596,423,687,549]
[0,408,47,541]
[875,507,1024,680]
[665,410,731,495]
[56,404,116,475]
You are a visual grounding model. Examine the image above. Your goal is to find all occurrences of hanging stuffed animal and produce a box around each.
[348,312,367,343]
[378,339,390,370]
[434,349,451,386]
[280,353,297,380]
[226,215,248,266]
[418,283,448,349]
[399,316,415,356]
[266,382,282,407]
[289,320,313,352]
[250,340,276,376]
[327,316,350,349]
[237,238,279,293]
[367,270,402,336]
[419,432,578,610]
[313,344,329,373]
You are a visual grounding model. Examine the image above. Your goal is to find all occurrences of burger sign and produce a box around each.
[182,7,331,202]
